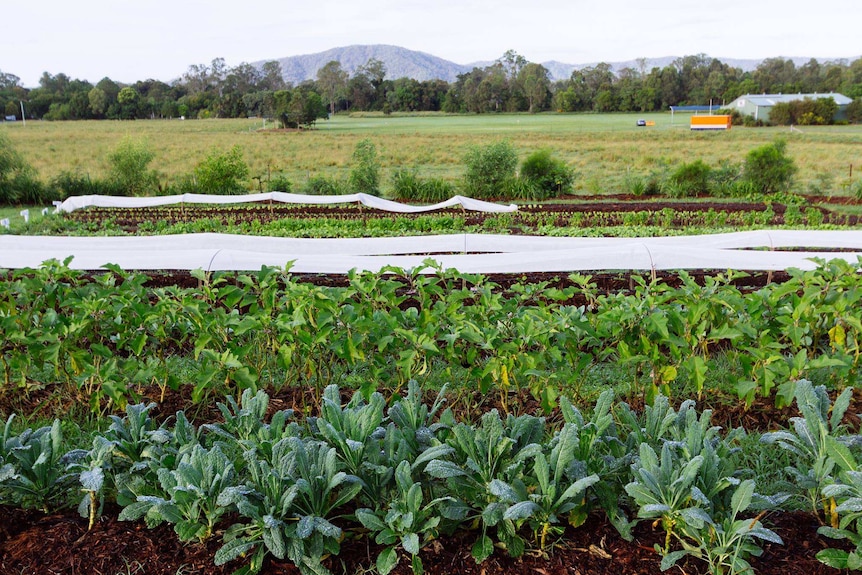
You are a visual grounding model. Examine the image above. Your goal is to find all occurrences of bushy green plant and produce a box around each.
[519,149,574,200]
[426,410,545,562]
[761,380,855,518]
[348,138,380,196]
[506,177,538,201]
[274,438,363,574]
[560,391,634,538]
[0,419,80,512]
[204,389,300,462]
[818,468,862,570]
[389,168,423,200]
[300,174,348,195]
[660,479,783,575]
[356,460,451,575]
[118,444,236,542]
[266,174,293,193]
[463,140,518,199]
[52,170,122,197]
[194,145,249,195]
[107,137,159,197]
[624,173,648,196]
[492,425,599,550]
[390,168,456,202]
[665,159,712,198]
[742,138,797,195]
[422,178,456,202]
[709,160,742,197]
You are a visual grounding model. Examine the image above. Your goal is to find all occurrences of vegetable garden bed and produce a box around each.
[56,200,856,236]
[4,195,862,575]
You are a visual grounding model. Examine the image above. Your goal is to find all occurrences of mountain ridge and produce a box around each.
[254,45,857,85]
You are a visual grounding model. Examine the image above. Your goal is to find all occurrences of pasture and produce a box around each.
[3,112,862,195]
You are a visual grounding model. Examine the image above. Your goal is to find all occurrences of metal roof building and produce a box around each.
[726,93,852,123]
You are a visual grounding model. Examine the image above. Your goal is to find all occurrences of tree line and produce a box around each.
[2,51,862,123]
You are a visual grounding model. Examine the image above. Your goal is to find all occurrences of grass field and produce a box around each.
[2,112,862,195]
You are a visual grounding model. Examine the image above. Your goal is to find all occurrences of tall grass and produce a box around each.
[2,113,861,196]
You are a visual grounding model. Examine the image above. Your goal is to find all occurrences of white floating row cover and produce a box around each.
[2,230,862,273]
[55,192,519,214]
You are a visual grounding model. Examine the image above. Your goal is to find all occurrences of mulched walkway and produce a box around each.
[0,506,847,575]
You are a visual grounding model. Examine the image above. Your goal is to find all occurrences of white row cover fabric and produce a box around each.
[3,231,862,273]
[55,192,518,214]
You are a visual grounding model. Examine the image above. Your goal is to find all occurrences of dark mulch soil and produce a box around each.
[0,505,847,575]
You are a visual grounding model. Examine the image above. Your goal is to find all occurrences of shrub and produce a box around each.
[742,115,766,127]
[52,171,115,197]
[507,178,539,200]
[194,146,249,195]
[624,174,647,197]
[742,138,797,195]
[266,175,293,193]
[390,169,455,202]
[389,168,423,201]
[519,149,575,200]
[348,139,380,196]
[9,170,55,205]
[709,160,742,197]
[161,175,197,196]
[421,178,455,202]
[107,137,159,197]
[463,140,518,200]
[664,159,712,198]
[301,175,348,195]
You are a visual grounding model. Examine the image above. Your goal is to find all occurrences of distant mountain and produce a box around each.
[256,45,857,85]
[261,45,472,85]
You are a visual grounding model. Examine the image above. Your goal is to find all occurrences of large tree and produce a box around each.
[316,60,348,114]
[517,63,550,113]
[0,71,20,90]
[260,61,286,91]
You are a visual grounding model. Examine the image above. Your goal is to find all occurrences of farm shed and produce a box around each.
[725,92,852,123]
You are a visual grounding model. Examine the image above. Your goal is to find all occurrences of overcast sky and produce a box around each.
[3,0,860,87]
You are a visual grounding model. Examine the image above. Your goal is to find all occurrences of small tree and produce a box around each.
[194,145,249,195]
[107,137,159,196]
[463,140,518,199]
[348,139,380,196]
[743,138,797,195]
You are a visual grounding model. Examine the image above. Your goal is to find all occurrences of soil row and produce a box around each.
[0,505,846,575]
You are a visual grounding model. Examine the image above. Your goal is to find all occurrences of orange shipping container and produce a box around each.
[690,115,731,130]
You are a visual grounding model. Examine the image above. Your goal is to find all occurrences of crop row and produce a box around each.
[37,204,857,237]
[2,258,862,413]
[2,380,861,574]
